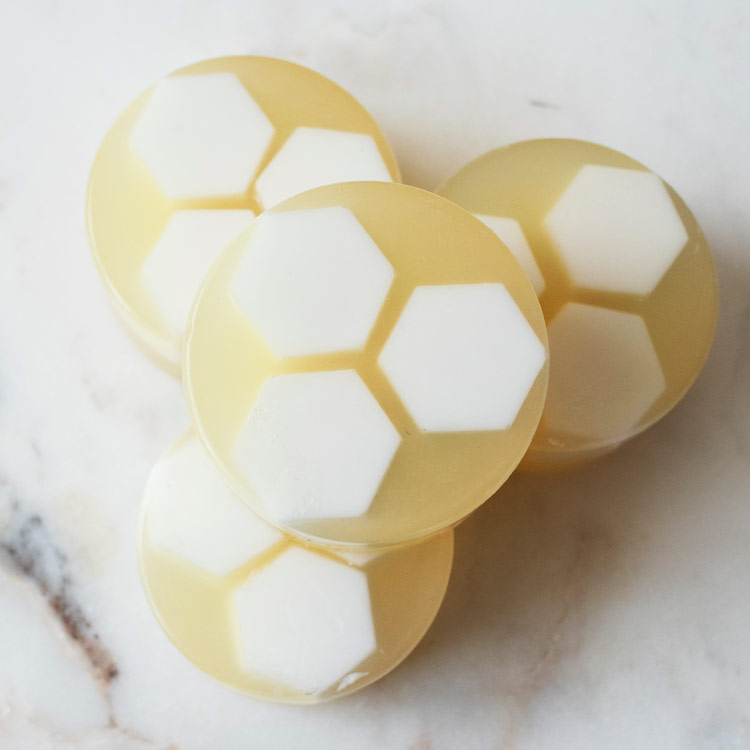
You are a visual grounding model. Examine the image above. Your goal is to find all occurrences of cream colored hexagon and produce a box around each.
[255,127,392,209]
[474,215,545,295]
[231,206,394,357]
[544,165,688,295]
[130,73,275,199]
[144,436,283,576]
[544,302,666,440]
[234,546,376,694]
[233,370,401,521]
[379,284,546,432]
[142,209,254,335]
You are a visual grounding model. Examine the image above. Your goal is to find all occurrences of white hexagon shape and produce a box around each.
[474,215,545,295]
[544,165,688,295]
[379,284,546,432]
[145,435,283,576]
[130,73,275,199]
[255,127,392,209]
[231,206,394,357]
[233,370,401,521]
[234,546,376,694]
[142,209,254,334]
[544,302,666,440]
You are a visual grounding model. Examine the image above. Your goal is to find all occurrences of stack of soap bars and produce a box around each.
[86,56,717,703]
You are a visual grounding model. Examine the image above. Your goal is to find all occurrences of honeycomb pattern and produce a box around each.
[379,284,546,432]
[88,57,399,372]
[436,139,717,464]
[142,209,254,334]
[139,430,455,701]
[131,73,274,199]
[545,165,688,295]
[233,370,401,521]
[184,181,548,546]
[255,127,392,209]
[145,435,282,576]
[544,303,666,440]
[234,546,376,694]
[231,207,393,358]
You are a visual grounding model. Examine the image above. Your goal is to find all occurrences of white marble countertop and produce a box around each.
[1,1,749,748]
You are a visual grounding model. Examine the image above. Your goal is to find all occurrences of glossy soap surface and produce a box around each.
[138,431,454,704]
[184,181,548,547]
[437,139,718,470]
[86,56,400,373]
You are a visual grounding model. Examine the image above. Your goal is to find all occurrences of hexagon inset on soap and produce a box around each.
[231,206,394,357]
[544,165,688,295]
[235,546,376,694]
[130,73,275,199]
[379,284,546,432]
[234,370,400,521]
[474,215,545,296]
[255,127,392,209]
[544,302,666,440]
[145,436,283,576]
[142,209,254,334]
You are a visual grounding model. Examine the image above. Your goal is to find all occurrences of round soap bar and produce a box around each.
[139,430,454,703]
[184,181,548,548]
[437,139,718,470]
[87,56,399,374]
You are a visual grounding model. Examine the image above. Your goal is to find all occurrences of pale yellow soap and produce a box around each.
[184,181,549,547]
[138,431,453,703]
[87,56,399,374]
[437,139,718,470]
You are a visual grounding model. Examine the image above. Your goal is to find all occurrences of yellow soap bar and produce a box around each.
[437,139,718,470]
[87,56,400,374]
[184,181,548,547]
[139,430,453,703]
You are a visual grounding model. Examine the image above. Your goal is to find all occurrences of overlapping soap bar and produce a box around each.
[437,139,718,469]
[87,56,400,372]
[184,181,548,548]
[139,431,453,703]
[88,56,719,705]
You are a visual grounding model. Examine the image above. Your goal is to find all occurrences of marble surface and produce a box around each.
[1,1,749,748]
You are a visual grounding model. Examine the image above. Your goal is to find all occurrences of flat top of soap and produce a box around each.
[184,181,548,548]
[139,430,454,704]
[87,56,399,372]
[437,138,718,462]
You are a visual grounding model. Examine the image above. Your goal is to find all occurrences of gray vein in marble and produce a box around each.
[0,497,118,688]
[0,488,174,749]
